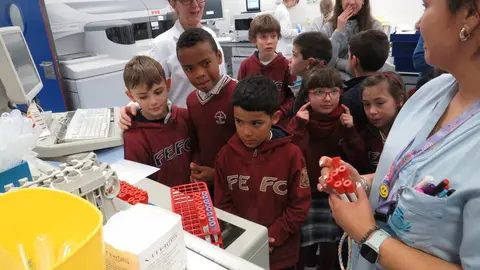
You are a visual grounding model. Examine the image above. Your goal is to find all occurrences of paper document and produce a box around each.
[110,159,159,185]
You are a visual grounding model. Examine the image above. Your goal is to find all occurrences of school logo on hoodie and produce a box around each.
[299,167,310,188]
[214,111,227,124]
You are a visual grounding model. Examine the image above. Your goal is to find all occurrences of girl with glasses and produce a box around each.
[287,66,365,270]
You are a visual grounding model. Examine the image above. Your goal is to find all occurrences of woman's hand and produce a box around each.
[296,102,311,122]
[119,104,138,130]
[317,156,362,193]
[329,185,376,242]
[340,104,354,128]
[337,6,354,32]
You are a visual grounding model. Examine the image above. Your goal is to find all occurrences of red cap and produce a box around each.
[325,176,336,188]
[338,166,350,180]
[442,179,450,185]
[332,157,341,169]
[334,181,345,194]
[343,180,356,193]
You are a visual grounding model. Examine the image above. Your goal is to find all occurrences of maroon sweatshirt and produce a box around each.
[237,52,296,126]
[287,106,366,198]
[186,76,237,168]
[360,124,386,174]
[124,106,192,187]
[214,127,311,270]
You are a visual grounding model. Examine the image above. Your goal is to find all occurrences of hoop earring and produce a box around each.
[460,25,471,42]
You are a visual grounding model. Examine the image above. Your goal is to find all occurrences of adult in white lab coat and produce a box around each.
[309,0,333,32]
[274,0,300,56]
[121,0,225,112]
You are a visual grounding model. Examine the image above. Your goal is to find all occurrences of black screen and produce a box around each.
[234,18,253,31]
[202,0,223,20]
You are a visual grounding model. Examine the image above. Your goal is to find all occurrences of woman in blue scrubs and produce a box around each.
[318,0,480,269]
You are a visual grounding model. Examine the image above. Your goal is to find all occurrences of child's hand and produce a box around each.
[190,163,215,184]
[119,104,138,130]
[268,237,275,253]
[337,6,354,32]
[296,102,311,121]
[340,104,354,128]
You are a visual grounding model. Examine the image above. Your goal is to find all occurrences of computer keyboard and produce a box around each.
[64,108,111,142]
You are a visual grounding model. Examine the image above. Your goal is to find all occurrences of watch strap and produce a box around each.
[358,225,380,245]
[366,229,391,252]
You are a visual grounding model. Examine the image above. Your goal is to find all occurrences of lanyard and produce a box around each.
[376,98,480,214]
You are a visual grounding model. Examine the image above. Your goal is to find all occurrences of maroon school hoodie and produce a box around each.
[124,106,192,187]
[214,127,311,270]
[237,52,296,126]
[186,76,237,168]
[287,106,367,198]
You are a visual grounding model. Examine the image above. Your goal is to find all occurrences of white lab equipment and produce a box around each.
[44,0,176,109]
[7,153,121,224]
[0,26,123,158]
[274,2,299,56]
[0,27,42,108]
[233,11,275,42]
[29,158,269,269]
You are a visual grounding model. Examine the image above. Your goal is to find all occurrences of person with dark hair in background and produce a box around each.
[318,0,480,269]
[321,0,383,80]
[215,76,311,270]
[343,29,390,130]
[288,32,333,114]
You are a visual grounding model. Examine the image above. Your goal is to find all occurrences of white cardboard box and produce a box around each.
[104,204,186,270]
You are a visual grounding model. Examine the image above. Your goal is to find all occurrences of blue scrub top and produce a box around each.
[351,74,480,270]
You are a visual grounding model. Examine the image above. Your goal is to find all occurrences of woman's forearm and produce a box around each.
[362,173,375,186]
[379,238,462,270]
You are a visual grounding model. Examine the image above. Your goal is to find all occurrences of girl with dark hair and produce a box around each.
[321,0,383,80]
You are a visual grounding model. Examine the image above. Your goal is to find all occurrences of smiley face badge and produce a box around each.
[379,184,389,198]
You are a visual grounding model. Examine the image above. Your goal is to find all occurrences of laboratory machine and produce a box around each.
[44,0,176,109]
[0,26,123,158]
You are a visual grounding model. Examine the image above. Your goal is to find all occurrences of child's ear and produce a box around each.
[271,110,282,125]
[217,49,223,65]
[397,94,406,108]
[125,90,136,102]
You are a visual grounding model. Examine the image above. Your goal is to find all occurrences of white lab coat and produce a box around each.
[274,3,299,56]
[150,20,226,108]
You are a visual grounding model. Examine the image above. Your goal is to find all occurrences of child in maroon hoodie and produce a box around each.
[176,28,238,196]
[360,72,407,173]
[287,66,365,270]
[215,76,311,270]
[123,56,192,187]
[237,14,295,127]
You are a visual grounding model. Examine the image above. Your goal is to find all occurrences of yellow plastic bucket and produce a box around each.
[0,188,105,270]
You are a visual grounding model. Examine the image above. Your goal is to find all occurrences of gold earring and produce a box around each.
[460,25,471,41]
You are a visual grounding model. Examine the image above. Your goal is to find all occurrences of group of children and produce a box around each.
[121,14,407,270]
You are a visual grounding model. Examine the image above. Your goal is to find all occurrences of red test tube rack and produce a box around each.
[117,181,149,205]
[170,182,223,248]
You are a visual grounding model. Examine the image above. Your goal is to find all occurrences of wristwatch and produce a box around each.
[360,229,390,264]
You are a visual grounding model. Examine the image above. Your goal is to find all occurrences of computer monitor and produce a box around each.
[246,0,261,12]
[202,0,224,21]
[0,26,42,104]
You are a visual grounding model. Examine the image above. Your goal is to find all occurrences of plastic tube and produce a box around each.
[34,234,54,270]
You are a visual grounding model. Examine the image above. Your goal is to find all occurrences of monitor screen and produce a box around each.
[202,0,223,20]
[246,0,260,11]
[2,32,40,96]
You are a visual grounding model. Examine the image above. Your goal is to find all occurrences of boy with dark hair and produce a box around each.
[123,55,192,187]
[176,28,238,195]
[237,14,296,127]
[289,32,333,114]
[343,29,390,129]
[214,76,311,270]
